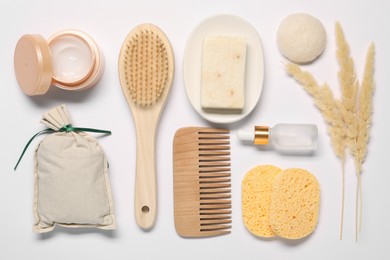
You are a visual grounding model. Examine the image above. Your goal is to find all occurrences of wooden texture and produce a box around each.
[118,23,174,230]
[173,127,231,237]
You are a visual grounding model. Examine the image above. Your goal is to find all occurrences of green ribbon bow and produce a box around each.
[14,124,111,171]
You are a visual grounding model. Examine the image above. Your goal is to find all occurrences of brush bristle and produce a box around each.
[123,28,169,106]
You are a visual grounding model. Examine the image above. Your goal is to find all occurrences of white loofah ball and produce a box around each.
[277,13,326,64]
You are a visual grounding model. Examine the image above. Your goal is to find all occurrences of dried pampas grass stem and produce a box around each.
[285,23,375,241]
[354,43,375,240]
[335,22,359,240]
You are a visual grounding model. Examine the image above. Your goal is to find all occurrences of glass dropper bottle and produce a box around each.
[237,123,318,154]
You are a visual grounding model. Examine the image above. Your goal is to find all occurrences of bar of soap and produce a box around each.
[201,35,246,110]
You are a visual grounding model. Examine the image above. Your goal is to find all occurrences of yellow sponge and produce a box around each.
[242,165,282,237]
[269,168,320,239]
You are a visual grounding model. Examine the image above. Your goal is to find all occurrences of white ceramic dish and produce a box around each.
[183,14,264,124]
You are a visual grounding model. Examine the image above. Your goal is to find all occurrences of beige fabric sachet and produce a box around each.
[32,105,116,233]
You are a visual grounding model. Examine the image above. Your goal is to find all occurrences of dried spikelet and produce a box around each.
[355,43,375,172]
[335,22,359,153]
[285,63,345,160]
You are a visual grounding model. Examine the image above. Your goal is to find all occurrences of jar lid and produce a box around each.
[14,34,53,96]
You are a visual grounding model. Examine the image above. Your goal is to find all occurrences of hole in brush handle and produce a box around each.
[142,206,150,214]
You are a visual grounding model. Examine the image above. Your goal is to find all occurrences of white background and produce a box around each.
[1,0,389,259]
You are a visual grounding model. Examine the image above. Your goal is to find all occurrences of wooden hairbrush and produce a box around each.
[118,23,174,230]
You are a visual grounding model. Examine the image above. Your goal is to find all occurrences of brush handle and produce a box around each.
[133,109,158,230]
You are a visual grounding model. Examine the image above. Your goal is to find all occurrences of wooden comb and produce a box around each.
[173,127,231,237]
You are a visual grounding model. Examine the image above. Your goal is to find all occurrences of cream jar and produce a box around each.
[14,30,104,96]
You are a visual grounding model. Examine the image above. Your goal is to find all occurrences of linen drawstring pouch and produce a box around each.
[15,105,116,233]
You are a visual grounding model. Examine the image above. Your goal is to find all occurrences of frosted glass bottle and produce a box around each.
[237,123,318,154]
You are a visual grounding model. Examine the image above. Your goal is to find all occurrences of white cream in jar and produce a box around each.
[50,35,94,84]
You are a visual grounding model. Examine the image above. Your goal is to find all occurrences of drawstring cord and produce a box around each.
[14,124,111,170]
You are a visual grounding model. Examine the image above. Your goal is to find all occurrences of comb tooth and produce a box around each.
[200,215,231,220]
[200,203,231,210]
[200,218,232,225]
[199,145,230,151]
[200,209,232,215]
[199,161,230,167]
[198,139,230,145]
[199,177,230,183]
[199,150,230,156]
[199,197,232,206]
[200,224,232,231]
[200,189,231,195]
[199,203,232,212]
[200,218,232,226]
[200,194,231,200]
[200,197,231,205]
[200,199,231,205]
[200,183,231,189]
[199,156,230,162]
[200,199,232,206]
[199,167,230,173]
[199,172,231,178]
[198,134,230,140]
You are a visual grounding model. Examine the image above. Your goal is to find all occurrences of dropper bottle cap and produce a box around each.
[237,126,270,144]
